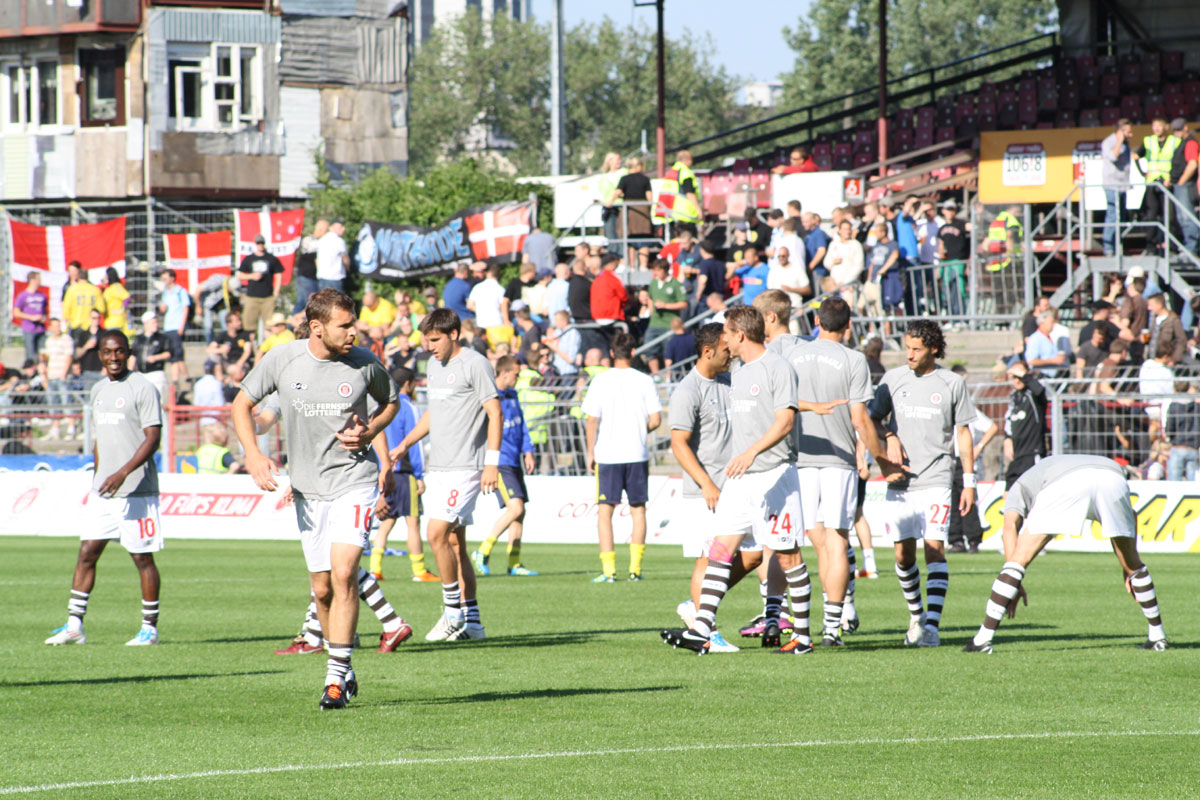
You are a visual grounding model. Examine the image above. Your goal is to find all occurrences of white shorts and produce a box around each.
[1023,468,1135,538]
[424,469,483,526]
[798,466,858,532]
[879,485,953,543]
[678,497,762,558]
[294,485,378,573]
[715,463,803,550]
[82,493,164,554]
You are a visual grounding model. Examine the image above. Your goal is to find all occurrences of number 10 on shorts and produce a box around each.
[137,518,157,540]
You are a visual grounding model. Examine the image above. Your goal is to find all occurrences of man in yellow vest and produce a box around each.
[986,205,1024,272]
[196,425,242,474]
[1136,116,1180,252]
[654,150,703,225]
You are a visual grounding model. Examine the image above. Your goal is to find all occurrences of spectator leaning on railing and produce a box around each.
[1164,381,1200,480]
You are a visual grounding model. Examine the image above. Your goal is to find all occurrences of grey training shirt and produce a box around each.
[669,368,732,497]
[1004,454,1126,518]
[787,338,873,470]
[240,339,397,501]
[869,364,974,491]
[90,371,162,497]
[425,347,499,471]
[728,349,798,473]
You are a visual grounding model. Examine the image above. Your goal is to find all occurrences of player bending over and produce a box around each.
[46,331,165,647]
[472,355,539,577]
[964,454,1168,653]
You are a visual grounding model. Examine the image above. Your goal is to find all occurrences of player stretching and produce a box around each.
[869,319,976,648]
[46,331,164,647]
[665,306,820,655]
[472,355,539,577]
[583,332,663,582]
[392,308,502,641]
[756,292,892,645]
[668,323,762,654]
[965,454,1169,653]
[375,366,440,582]
[234,289,399,710]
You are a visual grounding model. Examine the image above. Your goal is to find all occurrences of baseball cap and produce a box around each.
[141,310,157,323]
[1127,265,1147,279]
[941,199,958,210]
[536,268,553,281]
[254,234,266,244]
[510,300,529,312]
[1171,117,1188,131]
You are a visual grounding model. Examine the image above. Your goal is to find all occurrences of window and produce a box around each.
[80,48,125,126]
[166,44,260,132]
[1,60,58,130]
[37,60,57,125]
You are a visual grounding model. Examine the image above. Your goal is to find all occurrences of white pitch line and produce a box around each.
[2,729,1196,795]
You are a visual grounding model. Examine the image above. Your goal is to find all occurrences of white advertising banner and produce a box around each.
[2,474,1198,553]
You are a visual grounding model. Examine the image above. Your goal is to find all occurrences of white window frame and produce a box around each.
[0,57,60,132]
[166,42,261,133]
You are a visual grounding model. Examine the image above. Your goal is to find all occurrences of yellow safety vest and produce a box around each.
[1143,135,1180,182]
[196,443,232,474]
[652,161,703,225]
[599,168,627,207]
[515,368,555,446]
[986,211,1023,272]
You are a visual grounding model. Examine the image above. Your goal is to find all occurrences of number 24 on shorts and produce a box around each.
[769,513,793,537]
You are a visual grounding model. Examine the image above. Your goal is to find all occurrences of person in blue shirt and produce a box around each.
[891,197,922,315]
[441,262,474,321]
[802,213,832,280]
[734,246,770,304]
[472,356,538,577]
[373,367,439,582]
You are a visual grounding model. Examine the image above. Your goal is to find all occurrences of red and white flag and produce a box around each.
[462,202,532,262]
[234,209,304,284]
[162,231,233,290]
[7,216,126,320]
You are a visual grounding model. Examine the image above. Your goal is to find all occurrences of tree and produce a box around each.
[780,0,1057,113]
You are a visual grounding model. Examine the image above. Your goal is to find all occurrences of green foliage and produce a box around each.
[780,0,1058,121]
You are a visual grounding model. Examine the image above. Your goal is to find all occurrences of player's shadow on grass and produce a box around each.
[399,627,664,653]
[0,670,284,689]
[398,685,683,706]
[189,634,301,644]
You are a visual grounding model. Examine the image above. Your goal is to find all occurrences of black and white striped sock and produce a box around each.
[895,561,924,622]
[974,562,1025,646]
[693,559,731,639]
[358,568,401,633]
[1129,567,1166,642]
[925,561,949,630]
[784,564,811,644]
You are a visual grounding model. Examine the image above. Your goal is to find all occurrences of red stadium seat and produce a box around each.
[915,127,933,149]
[1018,101,1038,125]
[1076,55,1097,77]
[998,90,1016,105]
[1038,89,1058,112]
[1080,75,1099,103]
[1163,51,1184,80]
[1056,109,1077,127]
[1100,106,1121,126]
[1120,62,1142,92]
[1036,121,1053,130]
[977,113,997,132]
[853,151,874,168]
[998,103,1018,127]
[916,106,935,129]
[1145,103,1167,121]
[1101,73,1121,98]
[1078,108,1100,128]
[1059,89,1079,110]
[935,125,955,143]
[1120,95,1143,121]
[1142,53,1161,88]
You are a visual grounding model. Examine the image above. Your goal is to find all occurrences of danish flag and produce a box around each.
[6,216,126,320]
[162,231,233,290]
[462,203,532,262]
[234,209,305,284]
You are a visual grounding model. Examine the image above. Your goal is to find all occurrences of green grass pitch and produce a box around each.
[3,536,1198,799]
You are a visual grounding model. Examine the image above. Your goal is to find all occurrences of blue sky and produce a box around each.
[530,0,805,84]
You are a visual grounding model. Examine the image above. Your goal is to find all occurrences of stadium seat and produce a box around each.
[1163,51,1184,80]
[1101,73,1121,98]
[853,151,874,168]
[935,126,955,143]
[1018,101,1038,125]
[1100,106,1121,126]
[998,103,1018,128]
[978,98,997,116]
[1076,55,1097,77]
[915,127,933,149]
[915,106,935,128]
[1078,108,1100,128]
[1096,55,1116,72]
[1142,53,1161,88]
[1120,62,1142,92]
[1119,95,1143,121]
[894,107,914,128]
[1038,88,1058,112]
[1145,103,1167,121]
[1080,75,1099,103]
[1059,89,1079,110]
[977,113,997,132]
[998,90,1016,105]
[1056,109,1077,127]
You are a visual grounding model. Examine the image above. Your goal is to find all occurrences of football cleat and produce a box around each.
[917,625,940,648]
[470,550,490,576]
[708,631,740,653]
[841,612,860,634]
[378,622,413,653]
[275,636,323,655]
[739,614,766,637]
[462,622,486,640]
[126,626,159,646]
[903,614,927,646]
[319,682,348,710]
[777,637,814,655]
[507,564,538,576]
[591,574,616,583]
[628,573,643,582]
[44,625,86,646]
[371,571,386,582]
[761,621,782,649]
[822,631,844,647]
[676,600,697,629]
[413,571,441,582]
[661,628,710,655]
[962,641,993,654]
[1138,638,1169,651]
[345,669,358,700]
[425,613,464,642]
[856,569,879,579]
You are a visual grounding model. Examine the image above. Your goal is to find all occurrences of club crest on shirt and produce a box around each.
[337,382,353,398]
[446,373,457,384]
[749,384,760,396]
[292,382,307,391]
[930,392,943,404]
[114,397,126,409]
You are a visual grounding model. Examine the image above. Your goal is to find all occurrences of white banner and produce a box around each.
[2,473,1199,554]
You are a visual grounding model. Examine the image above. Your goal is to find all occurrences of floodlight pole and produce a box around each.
[655,0,666,177]
[877,0,888,179]
[550,0,564,175]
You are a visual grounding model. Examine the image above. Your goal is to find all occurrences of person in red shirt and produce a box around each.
[1168,118,1199,255]
[589,253,628,324]
[771,146,820,175]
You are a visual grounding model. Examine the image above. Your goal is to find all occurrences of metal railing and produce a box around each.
[0,387,92,454]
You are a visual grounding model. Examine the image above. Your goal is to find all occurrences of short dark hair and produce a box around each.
[1156,338,1175,360]
[724,305,765,344]
[768,209,784,221]
[306,288,356,325]
[1146,292,1166,306]
[105,267,120,285]
[419,307,461,335]
[1109,338,1129,355]
[951,364,968,376]
[67,260,82,270]
[651,257,670,273]
[495,355,520,373]
[600,252,622,269]
[699,238,717,255]
[863,337,883,360]
[98,329,129,351]
[786,199,801,213]
[611,331,636,361]
[817,296,852,333]
[390,366,415,388]
[904,319,946,359]
[694,322,725,359]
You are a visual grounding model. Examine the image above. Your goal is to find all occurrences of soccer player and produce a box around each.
[45,331,164,647]
[869,319,976,648]
[964,454,1169,653]
[665,306,831,655]
[374,366,440,582]
[669,323,762,654]
[755,291,892,645]
[583,332,663,582]
[472,355,539,577]
[233,289,399,710]
[391,308,502,642]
